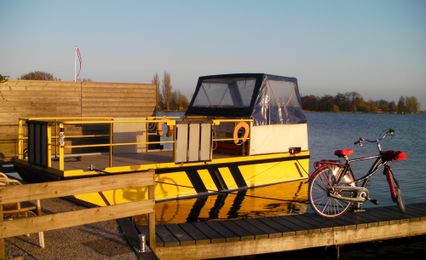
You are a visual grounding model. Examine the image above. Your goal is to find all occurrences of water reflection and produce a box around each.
[155,180,308,224]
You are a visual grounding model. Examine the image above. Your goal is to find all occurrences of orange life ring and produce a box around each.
[166,124,174,137]
[156,122,164,136]
[233,122,250,145]
[156,116,168,136]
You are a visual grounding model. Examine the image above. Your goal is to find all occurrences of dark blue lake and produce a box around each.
[307,112,426,208]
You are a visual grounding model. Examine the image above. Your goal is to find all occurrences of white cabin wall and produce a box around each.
[249,124,308,155]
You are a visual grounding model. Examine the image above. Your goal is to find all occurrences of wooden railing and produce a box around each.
[17,117,253,172]
[0,170,155,258]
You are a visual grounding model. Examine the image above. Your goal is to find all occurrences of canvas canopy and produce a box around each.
[186,73,306,125]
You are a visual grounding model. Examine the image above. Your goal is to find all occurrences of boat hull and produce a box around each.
[74,152,309,206]
[14,152,309,206]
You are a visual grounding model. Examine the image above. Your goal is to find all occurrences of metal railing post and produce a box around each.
[47,126,52,168]
[109,122,113,168]
[148,170,156,252]
[58,123,65,171]
[18,119,24,160]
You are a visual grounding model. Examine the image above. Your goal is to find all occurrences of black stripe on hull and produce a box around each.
[208,168,228,191]
[185,169,208,193]
[228,164,247,188]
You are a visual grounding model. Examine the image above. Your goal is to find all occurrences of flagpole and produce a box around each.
[74,46,77,82]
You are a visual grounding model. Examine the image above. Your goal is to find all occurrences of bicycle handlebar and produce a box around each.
[354,129,395,146]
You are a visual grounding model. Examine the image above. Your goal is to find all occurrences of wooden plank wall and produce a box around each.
[0,80,156,160]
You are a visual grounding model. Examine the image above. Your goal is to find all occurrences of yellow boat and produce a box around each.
[14,73,309,206]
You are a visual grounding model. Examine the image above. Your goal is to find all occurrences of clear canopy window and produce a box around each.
[186,74,307,125]
[192,78,256,108]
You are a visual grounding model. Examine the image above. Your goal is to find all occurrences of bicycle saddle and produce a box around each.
[334,149,353,157]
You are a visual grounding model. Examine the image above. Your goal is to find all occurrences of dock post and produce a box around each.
[0,205,4,259]
[148,169,156,252]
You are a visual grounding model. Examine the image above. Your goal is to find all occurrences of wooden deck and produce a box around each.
[135,202,426,259]
[51,150,234,171]
[52,151,174,170]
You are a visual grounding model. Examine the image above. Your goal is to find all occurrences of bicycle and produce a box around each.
[308,129,407,218]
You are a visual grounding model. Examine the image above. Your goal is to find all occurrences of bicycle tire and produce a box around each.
[396,185,406,213]
[309,166,352,218]
[386,166,405,213]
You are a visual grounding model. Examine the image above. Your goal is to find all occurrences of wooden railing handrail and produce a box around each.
[0,170,154,204]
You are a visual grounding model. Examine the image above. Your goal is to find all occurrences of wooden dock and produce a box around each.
[135,202,426,259]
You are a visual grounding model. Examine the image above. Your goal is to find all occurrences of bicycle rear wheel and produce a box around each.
[309,167,352,218]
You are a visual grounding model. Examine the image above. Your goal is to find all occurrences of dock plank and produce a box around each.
[164,224,195,245]
[279,215,322,231]
[355,209,385,224]
[191,221,226,243]
[293,214,334,230]
[233,219,270,239]
[178,223,210,244]
[241,218,282,237]
[205,221,240,242]
[329,212,368,227]
[266,216,306,233]
[257,217,289,234]
[155,225,180,246]
[219,220,255,240]
[405,203,426,216]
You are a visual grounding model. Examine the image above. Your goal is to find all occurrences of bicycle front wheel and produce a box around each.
[309,167,352,218]
[396,185,406,213]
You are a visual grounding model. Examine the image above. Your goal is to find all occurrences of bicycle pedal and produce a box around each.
[369,199,379,205]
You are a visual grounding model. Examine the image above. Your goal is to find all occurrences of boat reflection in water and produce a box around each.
[154,180,308,224]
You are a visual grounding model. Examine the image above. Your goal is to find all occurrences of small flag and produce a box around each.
[76,47,82,78]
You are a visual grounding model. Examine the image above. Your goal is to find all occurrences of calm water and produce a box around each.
[307,112,426,208]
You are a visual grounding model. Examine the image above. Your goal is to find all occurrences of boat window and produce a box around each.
[192,78,256,108]
[252,79,307,125]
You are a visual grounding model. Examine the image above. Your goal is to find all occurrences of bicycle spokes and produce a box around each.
[309,167,352,218]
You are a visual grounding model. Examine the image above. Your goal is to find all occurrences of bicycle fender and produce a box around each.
[308,166,329,182]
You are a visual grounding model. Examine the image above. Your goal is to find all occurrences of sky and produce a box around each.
[1,0,425,109]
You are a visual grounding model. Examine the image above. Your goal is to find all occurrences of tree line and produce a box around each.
[152,72,189,111]
[301,92,421,114]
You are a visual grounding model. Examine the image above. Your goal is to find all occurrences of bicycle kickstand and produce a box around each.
[352,203,366,213]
